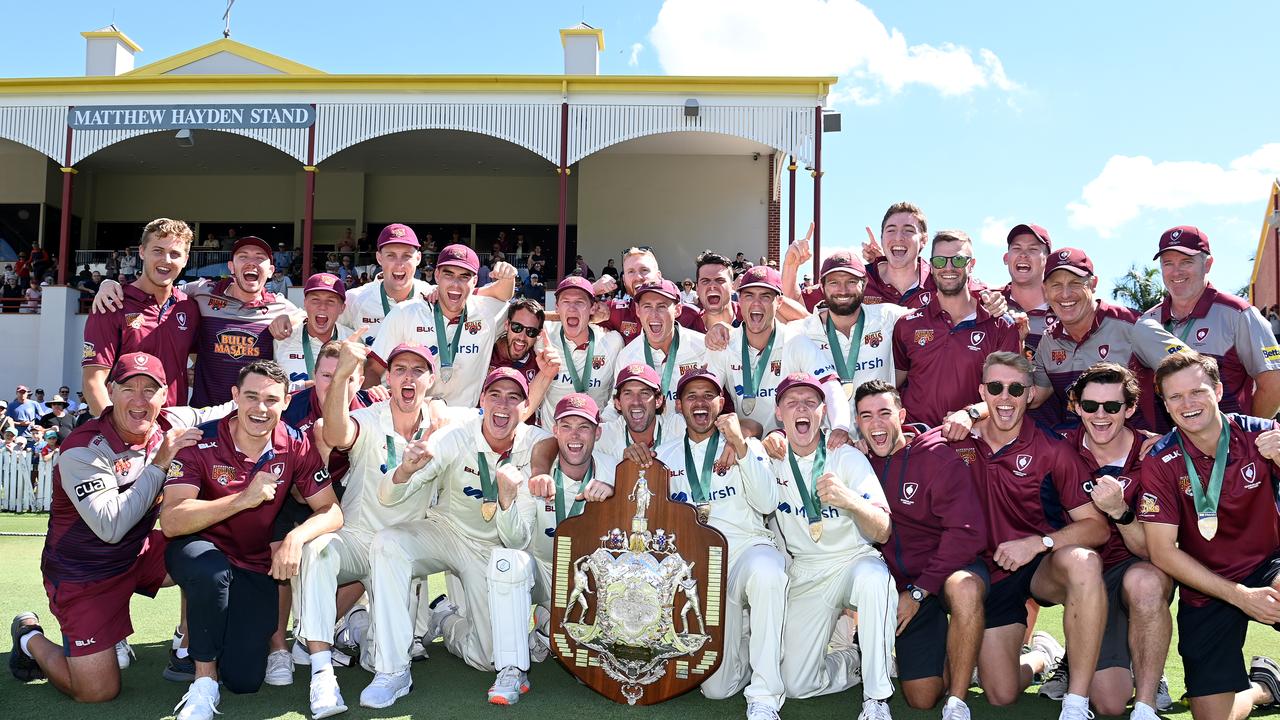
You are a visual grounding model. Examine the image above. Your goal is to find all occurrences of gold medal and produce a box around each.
[842,381,855,399]
[1197,512,1218,541]
[809,520,823,542]
[481,501,498,522]
[696,503,711,524]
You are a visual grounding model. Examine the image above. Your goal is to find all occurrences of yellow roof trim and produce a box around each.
[80,29,143,54]
[560,27,605,52]
[124,38,324,77]
[1248,178,1280,304]
[0,73,835,97]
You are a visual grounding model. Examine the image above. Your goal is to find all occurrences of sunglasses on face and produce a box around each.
[984,381,1027,398]
[508,321,541,338]
[1079,399,1125,414]
[930,255,972,269]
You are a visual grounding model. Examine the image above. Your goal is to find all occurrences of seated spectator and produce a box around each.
[76,271,102,296]
[335,228,357,253]
[0,401,13,437]
[21,278,42,314]
[3,264,16,284]
[731,251,751,275]
[265,268,292,295]
[601,258,619,281]
[337,255,355,285]
[523,272,546,300]
[39,395,76,442]
[324,252,340,274]
[357,272,371,287]
[680,279,697,304]
[200,232,220,249]
[1,276,22,312]
[575,254,593,280]
[356,230,369,252]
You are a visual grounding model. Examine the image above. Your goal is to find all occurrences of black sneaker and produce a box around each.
[9,612,44,682]
[1250,656,1280,708]
[163,648,196,682]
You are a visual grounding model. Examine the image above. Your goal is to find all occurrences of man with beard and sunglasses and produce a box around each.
[616,279,708,418]
[951,352,1109,720]
[532,276,625,424]
[273,273,355,391]
[767,374,898,720]
[653,368,785,720]
[360,368,550,709]
[488,298,564,422]
[893,231,1021,427]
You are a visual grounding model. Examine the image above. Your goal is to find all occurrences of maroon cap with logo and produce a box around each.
[482,366,529,398]
[775,372,824,403]
[303,272,347,301]
[555,275,596,300]
[675,366,720,396]
[436,244,480,274]
[1043,247,1095,280]
[231,236,273,258]
[113,352,168,386]
[614,362,662,393]
[1153,226,1211,260]
[554,393,600,424]
[819,251,867,280]
[386,343,436,371]
[737,265,783,293]
[634,279,681,303]
[377,223,420,249]
[1007,223,1052,250]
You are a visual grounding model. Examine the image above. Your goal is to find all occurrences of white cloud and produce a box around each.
[648,0,1020,106]
[979,216,1015,247]
[1066,144,1280,238]
[628,42,644,68]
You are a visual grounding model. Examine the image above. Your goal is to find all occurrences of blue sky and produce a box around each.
[4,1,1278,301]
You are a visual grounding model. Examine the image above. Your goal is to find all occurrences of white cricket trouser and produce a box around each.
[700,544,788,711]
[782,551,897,701]
[369,513,496,673]
[297,528,373,646]
[487,548,552,672]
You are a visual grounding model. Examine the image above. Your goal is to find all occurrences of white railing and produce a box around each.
[0,450,55,513]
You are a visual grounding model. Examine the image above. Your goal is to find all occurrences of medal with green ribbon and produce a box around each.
[553,460,591,525]
[825,311,866,399]
[739,328,776,416]
[628,419,662,449]
[475,450,510,522]
[560,327,596,393]
[1176,413,1231,540]
[684,429,721,523]
[787,434,827,541]
[381,426,426,474]
[643,330,682,402]
[432,301,468,383]
[300,322,339,378]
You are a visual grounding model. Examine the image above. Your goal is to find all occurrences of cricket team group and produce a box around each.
[8,202,1280,720]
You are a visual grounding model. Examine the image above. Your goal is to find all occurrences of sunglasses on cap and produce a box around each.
[930,255,972,269]
[621,245,654,260]
[1078,399,1125,414]
[984,381,1027,398]
[508,320,541,338]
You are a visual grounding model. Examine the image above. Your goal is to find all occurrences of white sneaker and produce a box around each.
[309,667,348,719]
[746,701,781,720]
[1059,694,1096,720]
[529,606,551,663]
[1155,676,1173,712]
[857,698,893,720]
[409,636,430,662]
[941,696,970,720]
[425,595,458,643]
[359,669,413,708]
[1130,701,1158,720]
[292,640,352,668]
[174,677,221,720]
[115,639,135,670]
[336,606,369,654]
[488,665,529,705]
[264,649,295,686]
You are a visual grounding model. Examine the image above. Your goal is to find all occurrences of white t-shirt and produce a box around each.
[534,322,626,424]
[340,278,434,346]
[616,325,709,418]
[707,322,836,432]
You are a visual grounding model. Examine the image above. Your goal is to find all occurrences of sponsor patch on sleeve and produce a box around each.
[1262,345,1280,362]
[1138,492,1160,516]
[72,478,107,500]
[166,460,184,479]
[82,341,95,361]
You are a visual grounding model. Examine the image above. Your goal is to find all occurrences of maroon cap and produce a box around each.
[775,372,824,403]
[737,265,782,293]
[1043,247,1095,280]
[14,385,27,393]
[819,251,867,280]
[634,279,681,303]
[553,393,600,424]
[555,275,596,300]
[377,223,420,249]
[675,366,720,396]
[1007,223,1052,250]
[386,343,436,371]
[482,366,529,398]
[231,236,273,258]
[436,244,480,274]
[614,362,662,393]
[1154,226,1211,260]
[303,272,346,301]
[113,352,167,386]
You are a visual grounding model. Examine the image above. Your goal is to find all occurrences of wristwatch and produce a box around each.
[966,405,982,421]
[1041,535,1055,551]
[1114,509,1136,525]
[909,586,927,603]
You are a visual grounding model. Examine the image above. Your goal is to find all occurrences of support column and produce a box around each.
[57,125,75,286]
[811,106,823,279]
[1273,188,1279,306]
[302,109,317,280]
[765,154,781,264]
[788,155,797,246]
[556,101,569,282]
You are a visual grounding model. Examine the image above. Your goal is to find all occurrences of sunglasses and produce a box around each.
[930,255,972,269]
[508,321,541,338]
[1078,399,1125,414]
[984,381,1027,397]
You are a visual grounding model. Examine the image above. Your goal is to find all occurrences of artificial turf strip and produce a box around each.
[1,512,1278,719]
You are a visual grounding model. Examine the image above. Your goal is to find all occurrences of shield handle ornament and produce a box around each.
[550,458,728,705]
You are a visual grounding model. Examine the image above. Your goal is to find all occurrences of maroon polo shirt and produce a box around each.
[871,427,988,595]
[1139,414,1280,607]
[862,257,937,308]
[952,421,1093,582]
[602,297,702,344]
[167,415,329,573]
[892,301,1020,426]
[82,284,200,407]
[1065,426,1144,570]
[282,387,373,490]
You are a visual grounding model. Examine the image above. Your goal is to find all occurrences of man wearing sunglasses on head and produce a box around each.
[952,351,1110,720]
[592,247,701,343]
[893,230,1021,427]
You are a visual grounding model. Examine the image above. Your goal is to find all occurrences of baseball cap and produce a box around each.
[634,279,681,303]
[775,373,824,403]
[819,251,867,280]
[231,236,273,258]
[675,367,720,396]
[1007,223,1052,250]
[737,266,783,293]
[303,272,347,302]
[436,244,480,274]
[386,343,436,371]
[482,366,529,398]
[614,363,662,393]
[113,352,167,386]
[555,275,596,300]
[1153,226,1211,260]
[1043,247,1095,280]
[14,385,27,393]
[554,393,600,424]
[377,223,420,249]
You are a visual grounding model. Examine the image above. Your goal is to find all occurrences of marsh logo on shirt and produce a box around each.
[864,331,883,348]
[212,465,236,486]
[914,329,934,347]
[213,329,261,360]
[1098,344,1110,359]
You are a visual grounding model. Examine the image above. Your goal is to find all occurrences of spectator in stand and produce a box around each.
[56,386,79,415]
[478,254,495,287]
[524,272,545,300]
[222,227,238,252]
[33,428,59,460]
[104,252,120,279]
[356,230,369,252]
[357,272,371,287]
[32,389,48,415]
[273,244,294,272]
[575,254,593,280]
[324,252,340,274]
[8,385,42,438]
[21,278,42,314]
[76,271,102,297]
[200,233,220,250]
[119,248,138,281]
[3,264,16,284]
[73,392,88,418]
[2,275,22,312]
[14,251,29,282]
[680,279,697,304]
[528,244,544,271]
[337,255,355,285]
[601,258,619,282]
[2,426,25,451]
[266,268,292,296]
[335,228,357,254]
[731,252,751,275]
[0,401,13,438]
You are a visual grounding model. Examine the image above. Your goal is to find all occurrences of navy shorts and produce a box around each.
[896,562,991,681]
[1178,553,1280,698]
[984,553,1057,629]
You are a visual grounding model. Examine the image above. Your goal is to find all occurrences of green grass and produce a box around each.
[1,512,1278,719]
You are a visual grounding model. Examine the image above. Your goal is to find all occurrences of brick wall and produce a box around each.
[766,153,781,264]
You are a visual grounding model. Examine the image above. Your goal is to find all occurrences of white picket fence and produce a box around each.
[0,449,55,512]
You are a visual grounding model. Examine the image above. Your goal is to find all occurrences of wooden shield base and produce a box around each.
[549,458,728,705]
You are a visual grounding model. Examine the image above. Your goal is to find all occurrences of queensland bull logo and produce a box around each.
[914,329,935,346]
[770,360,782,376]
[864,331,883,348]
[1052,349,1067,365]
[390,227,406,238]
[592,355,606,369]
[956,447,977,465]
[113,458,131,476]
[464,321,483,335]
[214,330,260,360]
[125,313,143,330]
[212,465,236,486]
